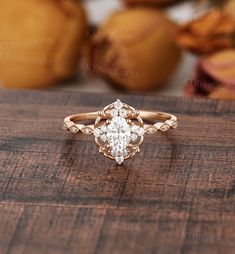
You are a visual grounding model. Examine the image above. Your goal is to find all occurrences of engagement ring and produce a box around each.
[63,99,178,164]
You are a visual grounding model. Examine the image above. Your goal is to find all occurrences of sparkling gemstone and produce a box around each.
[111,109,118,117]
[160,124,170,132]
[94,128,102,137]
[119,109,127,117]
[146,127,157,134]
[100,134,107,142]
[131,125,139,133]
[83,128,93,135]
[106,116,131,158]
[70,126,78,133]
[115,156,124,165]
[63,123,68,130]
[172,121,178,128]
[101,125,107,133]
[130,133,138,141]
[130,125,145,137]
[114,99,123,110]
[111,150,116,157]
[122,149,128,157]
[137,127,145,136]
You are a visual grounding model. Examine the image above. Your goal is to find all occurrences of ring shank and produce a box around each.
[139,111,177,122]
[70,112,98,122]
[66,111,177,123]
[64,110,178,135]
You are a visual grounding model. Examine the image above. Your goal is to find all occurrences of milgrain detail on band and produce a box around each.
[63,99,178,164]
[63,122,93,135]
[145,118,178,134]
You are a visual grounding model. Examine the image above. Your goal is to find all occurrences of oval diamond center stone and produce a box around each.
[106,116,131,155]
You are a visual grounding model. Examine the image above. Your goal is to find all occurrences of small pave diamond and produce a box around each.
[94,128,102,137]
[123,149,128,157]
[131,133,138,141]
[119,109,127,117]
[63,123,68,130]
[115,156,124,165]
[166,120,178,129]
[100,134,107,142]
[111,109,118,117]
[137,127,145,136]
[101,125,107,133]
[114,99,123,109]
[83,127,93,135]
[160,124,170,132]
[70,126,78,133]
[172,121,178,128]
[111,150,116,157]
[146,127,157,134]
[131,125,139,133]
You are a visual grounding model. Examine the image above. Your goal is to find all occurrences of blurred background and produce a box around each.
[0,0,234,100]
[67,0,198,96]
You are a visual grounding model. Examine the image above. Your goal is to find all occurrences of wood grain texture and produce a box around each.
[0,88,234,254]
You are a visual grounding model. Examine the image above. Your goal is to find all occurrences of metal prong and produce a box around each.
[135,111,140,116]
[98,111,103,117]
[99,147,104,153]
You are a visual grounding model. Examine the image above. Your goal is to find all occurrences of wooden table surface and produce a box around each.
[0,89,234,254]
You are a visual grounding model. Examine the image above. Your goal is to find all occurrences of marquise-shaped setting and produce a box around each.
[94,99,145,164]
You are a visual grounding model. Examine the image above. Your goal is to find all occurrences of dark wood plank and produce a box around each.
[0,88,234,254]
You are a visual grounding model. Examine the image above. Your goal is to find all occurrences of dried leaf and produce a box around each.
[184,49,235,100]
[177,9,235,55]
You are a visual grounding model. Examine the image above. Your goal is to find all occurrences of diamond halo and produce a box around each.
[94,99,145,164]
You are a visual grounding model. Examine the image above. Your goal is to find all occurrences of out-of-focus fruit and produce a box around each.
[85,8,182,91]
[0,0,87,88]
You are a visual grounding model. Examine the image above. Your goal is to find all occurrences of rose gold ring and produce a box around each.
[63,99,178,164]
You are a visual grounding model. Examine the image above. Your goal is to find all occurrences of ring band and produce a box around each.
[63,99,178,164]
